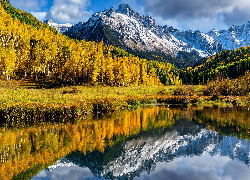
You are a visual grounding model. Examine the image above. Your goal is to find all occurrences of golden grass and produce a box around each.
[0,84,167,106]
[0,80,249,126]
[0,81,246,108]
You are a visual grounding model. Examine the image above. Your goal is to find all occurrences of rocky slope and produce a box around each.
[64,3,250,62]
[64,4,217,58]
[208,21,250,50]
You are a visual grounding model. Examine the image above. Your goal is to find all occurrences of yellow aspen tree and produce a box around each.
[104,46,114,86]
[42,32,52,82]
[0,46,5,79]
[62,40,75,82]
[97,42,106,84]
[78,42,87,83]
[90,43,101,85]
[47,38,58,80]
[148,67,157,86]
[106,56,114,86]
[69,42,78,82]
[129,57,140,86]
[140,60,148,85]
[3,47,16,81]
[113,57,123,86]
[73,43,82,83]
[15,24,31,79]
[59,42,70,81]
[84,42,94,84]
[121,56,129,86]
[54,34,64,80]
[99,54,106,84]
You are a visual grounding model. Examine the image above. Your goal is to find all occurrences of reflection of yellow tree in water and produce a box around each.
[1,107,249,179]
[0,107,177,180]
[180,107,250,139]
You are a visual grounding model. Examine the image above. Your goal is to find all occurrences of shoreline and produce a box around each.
[0,83,249,127]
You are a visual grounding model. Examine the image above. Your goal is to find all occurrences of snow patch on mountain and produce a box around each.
[208,21,250,50]
[64,3,250,59]
[43,19,72,33]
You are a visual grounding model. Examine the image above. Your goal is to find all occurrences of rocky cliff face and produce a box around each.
[64,4,212,58]
[64,3,250,61]
[207,21,250,50]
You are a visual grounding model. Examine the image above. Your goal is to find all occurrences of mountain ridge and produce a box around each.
[62,3,250,66]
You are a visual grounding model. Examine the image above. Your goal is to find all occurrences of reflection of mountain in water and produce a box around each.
[49,118,250,179]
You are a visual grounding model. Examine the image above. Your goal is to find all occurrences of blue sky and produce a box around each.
[9,0,250,32]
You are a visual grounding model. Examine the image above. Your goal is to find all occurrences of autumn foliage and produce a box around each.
[0,3,181,86]
[180,47,250,85]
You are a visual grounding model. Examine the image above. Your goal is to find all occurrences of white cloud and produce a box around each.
[33,165,95,180]
[187,14,228,32]
[135,0,250,31]
[10,0,47,12]
[139,0,235,20]
[116,0,232,32]
[134,155,250,180]
[30,12,47,21]
[223,0,250,26]
[46,0,93,24]
[121,0,250,31]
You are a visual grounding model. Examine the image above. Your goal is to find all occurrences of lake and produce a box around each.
[1,106,250,180]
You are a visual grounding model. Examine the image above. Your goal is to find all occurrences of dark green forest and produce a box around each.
[180,47,250,85]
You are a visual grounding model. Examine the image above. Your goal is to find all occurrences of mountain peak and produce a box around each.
[43,19,55,24]
[64,4,250,63]
[116,3,131,12]
[116,3,135,17]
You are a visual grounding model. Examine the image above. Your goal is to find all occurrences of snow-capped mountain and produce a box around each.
[64,3,250,61]
[64,4,216,58]
[43,19,72,33]
[208,22,250,50]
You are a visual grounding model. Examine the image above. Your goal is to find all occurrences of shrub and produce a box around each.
[203,71,250,96]
[174,85,194,96]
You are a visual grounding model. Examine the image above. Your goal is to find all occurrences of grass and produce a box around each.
[0,80,249,126]
[0,82,204,107]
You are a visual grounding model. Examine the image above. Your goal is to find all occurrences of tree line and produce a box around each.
[3,0,250,87]
[0,3,181,86]
[180,47,250,84]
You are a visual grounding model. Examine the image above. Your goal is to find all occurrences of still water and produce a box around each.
[1,107,250,180]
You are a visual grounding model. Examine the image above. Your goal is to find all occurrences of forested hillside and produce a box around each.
[0,0,58,34]
[180,47,250,84]
[2,0,250,87]
[64,4,210,69]
[0,2,181,86]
